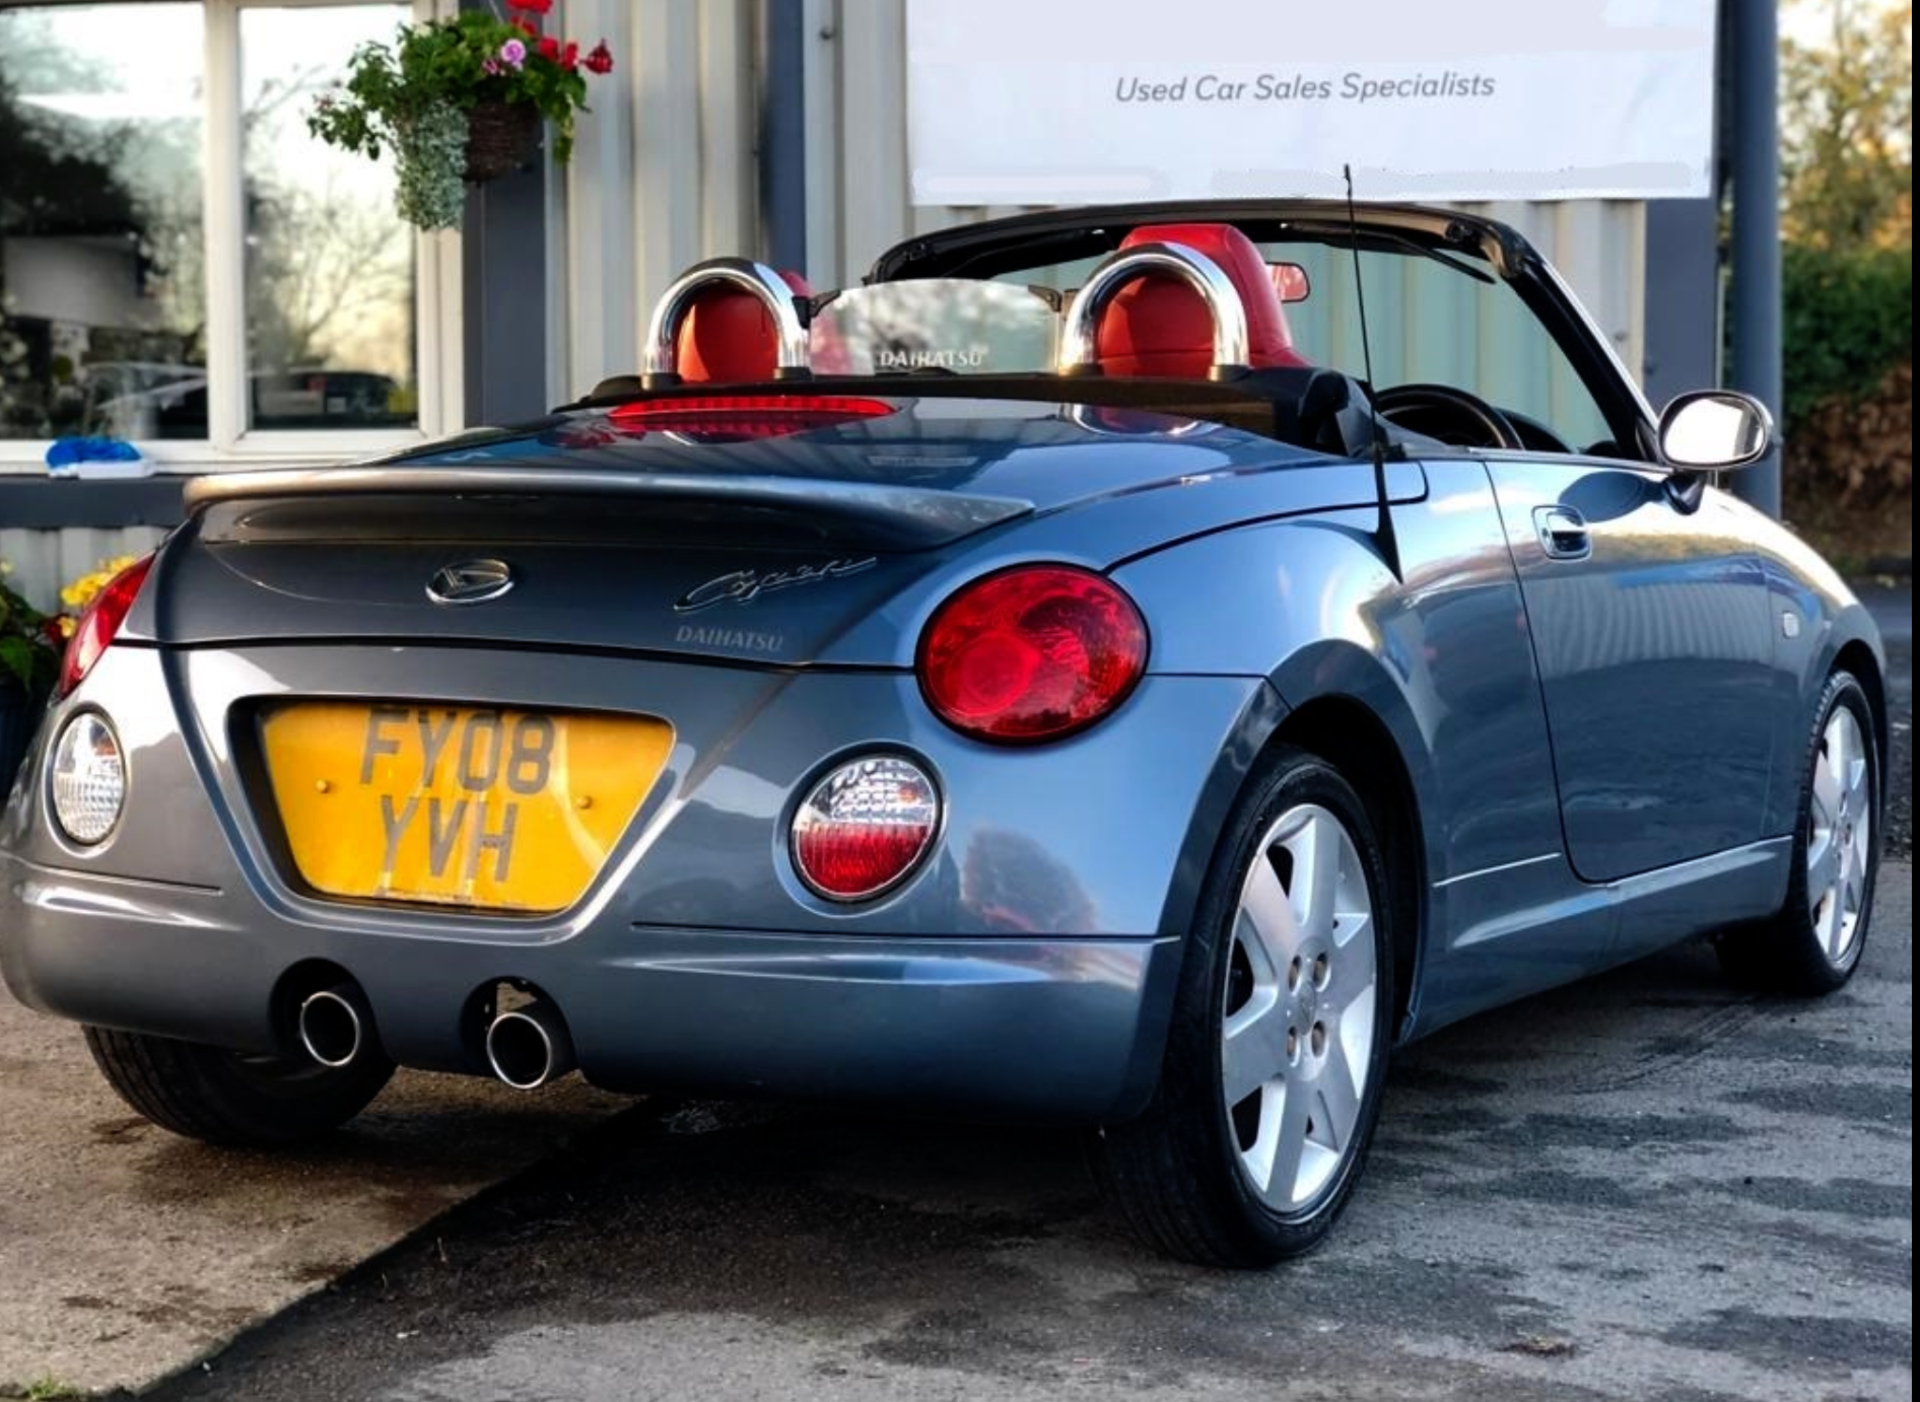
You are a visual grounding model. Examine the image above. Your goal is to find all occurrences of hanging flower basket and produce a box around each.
[309,1,615,231]
[463,99,543,182]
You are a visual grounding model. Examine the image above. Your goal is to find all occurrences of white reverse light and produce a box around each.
[50,712,126,846]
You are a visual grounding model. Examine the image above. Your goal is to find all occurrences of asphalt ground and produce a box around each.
[127,869,1914,1402]
[0,1016,629,1396]
[129,583,1914,1402]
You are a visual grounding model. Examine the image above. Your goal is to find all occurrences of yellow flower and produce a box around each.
[57,616,77,640]
[59,556,139,613]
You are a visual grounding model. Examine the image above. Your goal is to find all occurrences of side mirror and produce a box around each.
[1657,390,1775,470]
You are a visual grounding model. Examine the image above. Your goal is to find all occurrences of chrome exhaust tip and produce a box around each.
[485,999,576,1091]
[298,986,366,1069]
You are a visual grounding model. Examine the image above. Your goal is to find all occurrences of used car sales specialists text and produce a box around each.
[1114,71,1497,104]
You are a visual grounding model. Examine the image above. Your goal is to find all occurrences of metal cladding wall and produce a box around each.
[0,527,168,614]
[552,0,1648,406]
[553,0,761,405]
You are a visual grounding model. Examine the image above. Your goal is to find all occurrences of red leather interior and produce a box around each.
[674,270,813,383]
[1094,223,1309,377]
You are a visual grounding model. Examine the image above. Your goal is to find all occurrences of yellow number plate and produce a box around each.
[260,701,673,914]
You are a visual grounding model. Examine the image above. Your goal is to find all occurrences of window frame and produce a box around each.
[0,0,463,474]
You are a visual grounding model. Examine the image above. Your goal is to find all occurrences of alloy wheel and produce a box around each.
[1221,802,1378,1211]
[1807,706,1872,965]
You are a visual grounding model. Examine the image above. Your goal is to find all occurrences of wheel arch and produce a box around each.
[1270,693,1429,1045]
[1832,637,1891,783]
[1157,640,1440,1046]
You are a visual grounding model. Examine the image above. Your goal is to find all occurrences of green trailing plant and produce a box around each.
[0,560,61,696]
[393,98,469,232]
[308,2,613,231]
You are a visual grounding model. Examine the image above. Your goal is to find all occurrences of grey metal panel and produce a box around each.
[1114,458,1566,893]
[0,843,1182,1118]
[1484,460,1780,883]
[1521,576,1769,679]
[462,162,551,426]
[1642,198,1723,409]
[0,526,168,612]
[0,477,183,530]
[554,0,758,401]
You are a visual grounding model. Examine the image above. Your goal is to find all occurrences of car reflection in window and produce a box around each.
[88,367,414,437]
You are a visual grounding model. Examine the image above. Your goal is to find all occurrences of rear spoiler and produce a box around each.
[184,467,1033,552]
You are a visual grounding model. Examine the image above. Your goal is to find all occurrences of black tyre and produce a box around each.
[1091,745,1395,1266]
[1718,670,1881,995]
[83,1025,394,1147]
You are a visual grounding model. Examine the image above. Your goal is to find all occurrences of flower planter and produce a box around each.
[463,100,542,182]
[307,9,612,229]
[0,675,47,800]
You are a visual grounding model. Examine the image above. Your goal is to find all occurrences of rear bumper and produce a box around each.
[0,851,1182,1121]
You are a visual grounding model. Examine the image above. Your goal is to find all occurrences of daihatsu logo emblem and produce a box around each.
[427,559,515,605]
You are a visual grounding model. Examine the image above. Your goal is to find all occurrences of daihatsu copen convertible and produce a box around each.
[1,202,1886,1265]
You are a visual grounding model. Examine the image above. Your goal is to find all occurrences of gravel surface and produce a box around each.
[136,858,1913,1402]
[0,1010,628,1397]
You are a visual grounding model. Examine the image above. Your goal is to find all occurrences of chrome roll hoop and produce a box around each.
[641,257,811,385]
[1056,243,1251,378]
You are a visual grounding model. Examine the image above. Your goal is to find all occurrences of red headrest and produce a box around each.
[674,270,813,384]
[1094,223,1308,378]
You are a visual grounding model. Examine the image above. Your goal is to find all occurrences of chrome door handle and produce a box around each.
[1534,505,1592,561]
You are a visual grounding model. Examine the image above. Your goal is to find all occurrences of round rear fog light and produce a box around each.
[50,711,127,846]
[791,755,940,901]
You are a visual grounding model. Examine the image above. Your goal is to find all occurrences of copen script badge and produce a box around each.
[674,557,878,613]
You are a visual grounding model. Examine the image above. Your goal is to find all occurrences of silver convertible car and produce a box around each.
[0,203,1887,1266]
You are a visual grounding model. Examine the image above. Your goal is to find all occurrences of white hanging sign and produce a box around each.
[906,0,1717,205]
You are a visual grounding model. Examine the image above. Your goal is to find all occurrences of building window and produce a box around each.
[241,4,418,434]
[0,5,206,444]
[0,0,458,466]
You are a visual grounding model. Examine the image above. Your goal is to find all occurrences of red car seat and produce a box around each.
[674,270,814,383]
[1094,223,1310,377]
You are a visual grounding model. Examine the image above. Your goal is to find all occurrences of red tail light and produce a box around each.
[917,565,1148,742]
[606,395,894,440]
[59,554,155,698]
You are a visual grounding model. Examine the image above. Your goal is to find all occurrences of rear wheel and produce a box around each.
[84,1026,394,1147]
[1718,670,1880,994]
[1091,747,1394,1266]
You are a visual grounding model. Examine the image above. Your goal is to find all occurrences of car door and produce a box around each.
[1485,458,1778,885]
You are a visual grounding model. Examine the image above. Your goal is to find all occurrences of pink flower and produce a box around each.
[499,37,527,67]
[482,57,501,75]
